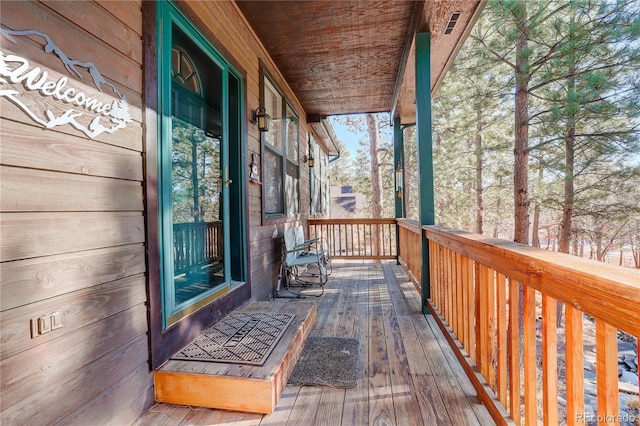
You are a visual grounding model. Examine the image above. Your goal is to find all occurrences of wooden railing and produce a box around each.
[397,218,422,290]
[421,225,640,426]
[173,221,223,274]
[305,218,640,424]
[307,218,396,260]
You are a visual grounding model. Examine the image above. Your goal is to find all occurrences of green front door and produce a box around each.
[158,3,244,328]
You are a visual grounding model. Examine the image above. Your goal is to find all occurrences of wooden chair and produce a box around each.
[275,227,329,297]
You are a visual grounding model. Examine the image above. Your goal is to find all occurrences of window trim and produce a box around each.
[310,132,331,216]
[260,65,300,225]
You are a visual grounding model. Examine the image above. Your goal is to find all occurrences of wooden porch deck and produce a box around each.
[135,262,494,425]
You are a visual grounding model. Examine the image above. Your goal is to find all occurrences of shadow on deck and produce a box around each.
[135,263,494,425]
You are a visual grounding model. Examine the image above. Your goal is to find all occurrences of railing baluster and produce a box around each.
[488,267,497,392]
[443,248,450,323]
[432,240,439,309]
[497,273,507,408]
[456,251,464,345]
[478,264,489,380]
[438,242,443,303]
[596,320,620,426]
[542,294,558,425]
[508,278,521,425]
[332,223,337,258]
[461,254,469,353]
[474,262,482,371]
[468,258,476,365]
[565,304,584,426]
[523,285,537,426]
[450,249,456,326]
[350,223,354,257]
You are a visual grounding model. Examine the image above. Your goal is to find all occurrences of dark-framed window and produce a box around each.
[261,72,299,219]
[310,133,329,215]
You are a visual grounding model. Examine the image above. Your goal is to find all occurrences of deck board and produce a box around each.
[136,263,494,426]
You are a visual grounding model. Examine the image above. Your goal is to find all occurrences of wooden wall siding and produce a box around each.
[0,1,150,424]
[179,1,316,301]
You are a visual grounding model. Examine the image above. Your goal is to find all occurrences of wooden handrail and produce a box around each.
[423,225,640,336]
[418,224,640,426]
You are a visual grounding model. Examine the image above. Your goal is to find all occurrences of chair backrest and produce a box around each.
[294,226,305,247]
[284,228,298,264]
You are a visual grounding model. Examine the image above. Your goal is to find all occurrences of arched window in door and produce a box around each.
[172,47,202,95]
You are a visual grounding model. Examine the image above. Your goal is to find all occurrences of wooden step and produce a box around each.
[154,300,317,414]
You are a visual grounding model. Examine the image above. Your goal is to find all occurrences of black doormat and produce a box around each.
[288,336,360,388]
[171,312,295,366]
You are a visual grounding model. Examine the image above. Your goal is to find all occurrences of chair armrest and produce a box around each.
[293,238,320,251]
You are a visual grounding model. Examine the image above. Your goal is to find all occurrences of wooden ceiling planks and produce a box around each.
[236,0,484,120]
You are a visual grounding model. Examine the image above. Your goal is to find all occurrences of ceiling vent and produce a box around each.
[444,12,461,35]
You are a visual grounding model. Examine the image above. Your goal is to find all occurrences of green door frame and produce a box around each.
[157,1,246,328]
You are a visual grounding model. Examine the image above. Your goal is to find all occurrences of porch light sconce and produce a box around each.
[303,154,315,168]
[395,162,403,198]
[251,107,271,132]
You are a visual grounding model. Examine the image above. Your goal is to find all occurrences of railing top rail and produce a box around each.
[423,224,640,336]
[396,218,421,233]
[308,218,396,224]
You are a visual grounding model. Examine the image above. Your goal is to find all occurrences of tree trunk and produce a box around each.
[513,2,530,246]
[532,203,541,247]
[512,0,530,342]
[596,227,604,261]
[559,57,576,255]
[557,50,577,326]
[493,175,503,238]
[366,113,382,219]
[475,105,484,234]
[366,113,382,260]
[532,166,543,248]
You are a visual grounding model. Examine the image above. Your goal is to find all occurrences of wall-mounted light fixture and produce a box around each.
[251,106,271,132]
[303,154,315,168]
[395,161,403,198]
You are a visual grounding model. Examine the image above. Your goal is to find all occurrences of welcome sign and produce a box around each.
[0,29,131,139]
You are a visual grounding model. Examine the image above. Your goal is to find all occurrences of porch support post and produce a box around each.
[393,117,405,219]
[415,32,435,314]
[393,116,404,265]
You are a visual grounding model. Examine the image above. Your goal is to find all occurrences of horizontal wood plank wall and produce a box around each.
[181,1,317,301]
[421,225,640,426]
[0,1,151,424]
